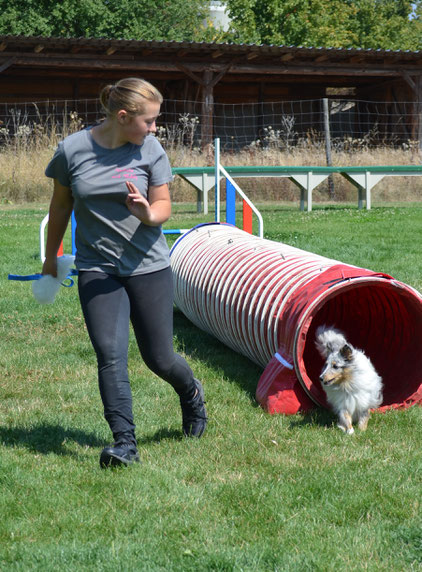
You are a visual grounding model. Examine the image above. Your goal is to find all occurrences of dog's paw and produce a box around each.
[337,423,354,435]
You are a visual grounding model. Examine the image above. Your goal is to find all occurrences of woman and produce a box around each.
[43,77,207,468]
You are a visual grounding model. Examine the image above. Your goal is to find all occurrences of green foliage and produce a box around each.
[1,0,422,49]
[0,0,210,41]
[224,0,422,50]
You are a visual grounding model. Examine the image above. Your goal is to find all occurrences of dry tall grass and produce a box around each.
[1,113,421,204]
[0,110,83,204]
[167,142,422,204]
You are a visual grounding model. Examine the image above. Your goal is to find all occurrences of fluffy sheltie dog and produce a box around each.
[315,326,383,434]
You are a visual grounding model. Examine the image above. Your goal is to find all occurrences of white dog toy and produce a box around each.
[32,255,76,304]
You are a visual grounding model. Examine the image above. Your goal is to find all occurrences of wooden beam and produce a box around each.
[401,70,417,93]
[175,63,204,86]
[7,54,419,78]
[175,61,233,87]
[210,63,233,87]
[0,57,16,73]
[349,55,364,63]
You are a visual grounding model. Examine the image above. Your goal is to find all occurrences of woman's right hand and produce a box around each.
[42,256,58,278]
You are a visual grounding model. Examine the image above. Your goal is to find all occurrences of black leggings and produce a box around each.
[78,267,195,442]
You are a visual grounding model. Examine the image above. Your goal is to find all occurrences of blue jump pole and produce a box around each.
[226,178,236,226]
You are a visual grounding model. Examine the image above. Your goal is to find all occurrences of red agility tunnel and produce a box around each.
[170,223,422,415]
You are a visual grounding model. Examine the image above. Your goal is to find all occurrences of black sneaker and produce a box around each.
[180,378,208,438]
[99,441,140,468]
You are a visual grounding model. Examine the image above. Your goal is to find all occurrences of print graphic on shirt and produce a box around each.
[112,168,138,180]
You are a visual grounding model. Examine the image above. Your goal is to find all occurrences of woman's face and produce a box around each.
[119,101,161,145]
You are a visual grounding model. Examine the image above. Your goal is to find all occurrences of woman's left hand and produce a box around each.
[125,180,172,226]
[125,181,152,224]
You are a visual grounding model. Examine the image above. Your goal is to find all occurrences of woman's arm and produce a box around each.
[42,179,74,277]
[125,181,171,226]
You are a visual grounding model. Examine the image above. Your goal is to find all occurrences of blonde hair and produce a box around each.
[99,77,163,117]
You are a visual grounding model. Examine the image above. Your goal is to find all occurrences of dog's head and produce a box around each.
[319,343,354,387]
[315,325,347,358]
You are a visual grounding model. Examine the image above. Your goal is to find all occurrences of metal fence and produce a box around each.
[0,97,419,152]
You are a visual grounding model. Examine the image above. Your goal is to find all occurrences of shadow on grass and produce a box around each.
[173,310,337,427]
[137,428,183,445]
[173,309,262,403]
[0,423,104,457]
[287,408,334,429]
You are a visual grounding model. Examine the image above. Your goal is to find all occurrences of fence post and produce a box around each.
[417,76,422,152]
[202,69,214,150]
[323,98,335,199]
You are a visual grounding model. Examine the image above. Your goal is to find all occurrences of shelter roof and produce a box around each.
[1,34,422,78]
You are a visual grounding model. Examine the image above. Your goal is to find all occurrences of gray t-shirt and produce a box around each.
[45,128,172,276]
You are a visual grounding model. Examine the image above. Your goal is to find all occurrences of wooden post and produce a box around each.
[417,76,422,152]
[401,71,422,149]
[176,63,232,153]
[323,97,335,199]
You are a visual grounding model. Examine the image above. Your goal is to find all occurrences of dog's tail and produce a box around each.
[315,325,347,358]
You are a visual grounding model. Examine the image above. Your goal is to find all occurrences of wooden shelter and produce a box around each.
[1,34,422,145]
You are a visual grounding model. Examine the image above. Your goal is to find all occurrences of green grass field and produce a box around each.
[1,202,421,571]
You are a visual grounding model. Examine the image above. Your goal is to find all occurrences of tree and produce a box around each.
[0,0,210,42]
[1,0,422,51]
[224,0,422,51]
